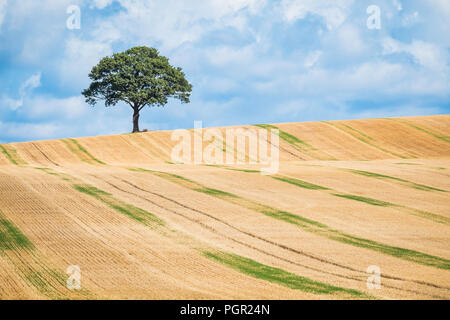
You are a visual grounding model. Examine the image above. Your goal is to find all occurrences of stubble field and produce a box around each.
[0,115,449,300]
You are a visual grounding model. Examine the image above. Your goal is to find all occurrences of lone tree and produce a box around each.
[82,46,192,133]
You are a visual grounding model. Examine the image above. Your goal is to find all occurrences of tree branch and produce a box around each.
[123,98,134,109]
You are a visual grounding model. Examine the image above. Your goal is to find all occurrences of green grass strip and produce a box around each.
[0,145,17,165]
[0,144,27,165]
[128,167,155,173]
[332,193,450,225]
[347,169,447,192]
[62,139,106,165]
[35,167,73,182]
[206,165,330,190]
[255,124,314,150]
[324,122,410,159]
[73,184,164,227]
[327,232,450,269]
[205,164,262,174]
[388,118,450,144]
[194,187,238,198]
[203,164,450,225]
[333,194,393,207]
[0,208,92,299]
[264,204,450,269]
[260,208,328,230]
[255,124,338,160]
[204,251,369,298]
[272,176,329,190]
[228,168,261,173]
[138,169,450,270]
[22,267,68,299]
[407,208,450,226]
[341,124,375,141]
[35,167,163,228]
[0,214,34,252]
[347,169,404,181]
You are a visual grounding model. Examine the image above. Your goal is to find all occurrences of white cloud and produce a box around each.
[2,0,79,64]
[382,37,448,71]
[1,0,450,142]
[19,72,41,95]
[251,57,449,102]
[429,0,450,15]
[206,44,255,68]
[2,96,22,111]
[0,121,62,141]
[60,38,113,87]
[2,72,41,110]
[20,95,87,120]
[279,0,354,29]
[0,0,7,30]
[102,0,266,50]
[91,0,114,9]
[200,77,238,94]
[0,95,135,141]
[304,50,322,68]
[333,23,366,55]
[393,0,403,11]
[402,11,419,27]
[273,98,441,122]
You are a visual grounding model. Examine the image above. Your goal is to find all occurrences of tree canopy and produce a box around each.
[82,46,192,132]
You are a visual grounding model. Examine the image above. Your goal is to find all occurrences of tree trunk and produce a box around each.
[132,108,140,133]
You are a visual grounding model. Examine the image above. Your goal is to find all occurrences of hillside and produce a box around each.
[0,115,449,299]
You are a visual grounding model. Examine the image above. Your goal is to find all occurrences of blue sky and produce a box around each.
[0,0,449,142]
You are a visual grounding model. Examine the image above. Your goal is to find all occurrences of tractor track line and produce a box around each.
[104,173,448,294]
[386,118,450,144]
[257,129,307,161]
[132,170,450,290]
[255,124,311,160]
[101,175,365,280]
[208,164,450,226]
[85,174,377,298]
[120,135,160,160]
[24,171,172,269]
[277,172,450,226]
[30,166,450,295]
[323,121,410,159]
[31,143,60,167]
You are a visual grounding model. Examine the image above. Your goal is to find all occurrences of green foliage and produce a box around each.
[82,46,192,132]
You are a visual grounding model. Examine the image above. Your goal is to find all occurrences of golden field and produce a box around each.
[0,115,449,299]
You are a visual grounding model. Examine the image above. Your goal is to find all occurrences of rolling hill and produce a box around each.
[0,115,449,299]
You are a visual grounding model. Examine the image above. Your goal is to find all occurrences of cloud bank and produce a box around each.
[0,0,448,142]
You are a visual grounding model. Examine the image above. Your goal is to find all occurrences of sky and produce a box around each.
[0,0,449,143]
